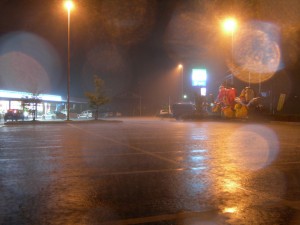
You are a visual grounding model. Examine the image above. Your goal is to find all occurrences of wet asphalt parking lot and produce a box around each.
[1,117,300,225]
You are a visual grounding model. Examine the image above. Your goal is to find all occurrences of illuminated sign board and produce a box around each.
[200,87,207,96]
[192,69,207,87]
[0,90,62,102]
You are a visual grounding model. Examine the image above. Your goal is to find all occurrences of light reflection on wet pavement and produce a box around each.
[1,118,300,224]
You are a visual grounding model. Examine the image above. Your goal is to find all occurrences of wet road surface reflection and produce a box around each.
[1,118,300,224]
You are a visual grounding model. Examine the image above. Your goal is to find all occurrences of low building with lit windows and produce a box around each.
[0,89,88,119]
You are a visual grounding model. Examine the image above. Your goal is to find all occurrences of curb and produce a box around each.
[2,119,123,126]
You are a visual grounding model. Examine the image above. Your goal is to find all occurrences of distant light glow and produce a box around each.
[223,18,237,33]
[191,166,206,171]
[192,69,207,87]
[231,21,282,84]
[223,207,238,213]
[0,52,50,92]
[0,90,62,102]
[223,179,240,193]
[191,149,207,153]
[40,94,62,102]
[0,90,23,99]
[227,125,279,171]
[0,32,62,92]
[201,87,206,96]
[64,1,74,11]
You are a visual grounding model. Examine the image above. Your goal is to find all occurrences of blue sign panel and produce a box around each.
[192,69,207,87]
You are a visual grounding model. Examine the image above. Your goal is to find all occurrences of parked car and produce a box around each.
[157,108,172,118]
[42,111,66,120]
[171,102,197,120]
[4,109,25,122]
[60,109,78,119]
[78,110,93,119]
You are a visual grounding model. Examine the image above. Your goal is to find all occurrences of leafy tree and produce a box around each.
[21,94,42,121]
[85,75,110,120]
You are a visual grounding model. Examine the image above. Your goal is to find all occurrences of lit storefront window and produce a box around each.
[0,101,9,113]
[0,89,63,115]
[11,101,22,109]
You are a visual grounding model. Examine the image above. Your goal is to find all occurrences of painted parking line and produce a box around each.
[68,123,181,166]
[101,210,220,225]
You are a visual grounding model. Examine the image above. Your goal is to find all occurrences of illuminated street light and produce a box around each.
[178,64,184,99]
[223,18,237,34]
[222,17,237,56]
[64,0,74,121]
[222,17,237,85]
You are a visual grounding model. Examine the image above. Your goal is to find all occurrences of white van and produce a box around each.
[78,110,93,119]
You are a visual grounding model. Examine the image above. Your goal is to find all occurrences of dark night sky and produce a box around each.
[0,0,300,110]
[0,0,183,99]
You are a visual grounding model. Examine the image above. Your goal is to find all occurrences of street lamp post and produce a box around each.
[222,17,237,85]
[178,64,183,99]
[64,0,74,121]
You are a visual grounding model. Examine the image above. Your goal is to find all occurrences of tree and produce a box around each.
[21,94,42,121]
[85,75,110,120]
